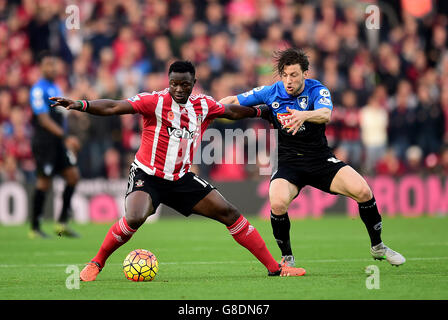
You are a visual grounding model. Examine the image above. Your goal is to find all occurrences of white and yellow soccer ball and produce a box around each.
[123,249,159,282]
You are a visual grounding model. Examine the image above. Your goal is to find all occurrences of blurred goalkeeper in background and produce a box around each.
[29,51,81,238]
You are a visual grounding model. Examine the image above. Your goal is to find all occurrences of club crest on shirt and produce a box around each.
[135,179,144,187]
[297,96,308,109]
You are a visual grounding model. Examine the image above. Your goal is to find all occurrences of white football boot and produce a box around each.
[370,242,406,266]
[280,255,296,267]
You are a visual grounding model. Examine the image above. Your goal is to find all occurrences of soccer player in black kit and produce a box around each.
[220,48,405,267]
[29,51,81,238]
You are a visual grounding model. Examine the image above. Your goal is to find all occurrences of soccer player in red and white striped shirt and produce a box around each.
[50,61,306,280]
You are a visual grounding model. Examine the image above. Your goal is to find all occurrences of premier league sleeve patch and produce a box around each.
[318,97,332,105]
[313,86,334,110]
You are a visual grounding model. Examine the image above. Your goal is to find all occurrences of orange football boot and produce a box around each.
[268,264,306,277]
[279,266,306,277]
[80,261,102,281]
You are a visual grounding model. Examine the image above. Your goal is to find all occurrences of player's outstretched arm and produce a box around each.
[219,95,240,105]
[49,97,135,116]
[219,104,270,120]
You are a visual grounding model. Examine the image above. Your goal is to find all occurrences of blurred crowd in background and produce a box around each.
[0,0,448,183]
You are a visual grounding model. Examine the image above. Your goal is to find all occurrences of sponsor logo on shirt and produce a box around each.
[276,112,293,128]
[242,90,253,97]
[167,126,195,139]
[277,112,306,133]
[319,89,330,97]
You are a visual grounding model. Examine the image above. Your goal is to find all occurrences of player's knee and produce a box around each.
[124,192,155,229]
[36,174,51,189]
[65,169,80,186]
[124,211,147,230]
[270,199,289,215]
[67,174,79,187]
[356,184,373,203]
[125,206,152,229]
[218,205,240,226]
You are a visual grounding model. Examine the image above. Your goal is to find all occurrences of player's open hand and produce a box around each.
[49,97,81,111]
[283,107,307,135]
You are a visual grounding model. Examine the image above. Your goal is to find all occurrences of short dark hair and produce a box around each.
[168,60,196,77]
[37,50,57,64]
[273,48,309,75]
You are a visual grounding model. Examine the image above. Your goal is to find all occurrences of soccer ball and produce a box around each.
[123,249,159,282]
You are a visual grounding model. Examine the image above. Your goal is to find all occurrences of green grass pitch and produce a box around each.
[0,216,447,300]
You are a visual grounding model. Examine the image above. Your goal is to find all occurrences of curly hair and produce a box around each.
[273,48,309,75]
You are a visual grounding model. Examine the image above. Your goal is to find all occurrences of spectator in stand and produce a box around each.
[148,35,173,72]
[375,148,406,177]
[88,18,115,63]
[347,64,371,107]
[168,16,189,59]
[377,46,403,95]
[337,89,362,170]
[104,147,121,180]
[437,147,448,175]
[0,154,25,182]
[205,1,228,36]
[0,89,12,134]
[427,24,447,68]
[389,80,418,111]
[360,92,389,174]
[440,88,448,145]
[388,89,417,160]
[415,84,445,156]
[320,55,345,105]
[404,145,423,174]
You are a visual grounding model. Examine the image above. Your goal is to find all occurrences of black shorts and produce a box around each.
[32,139,77,177]
[271,156,347,196]
[125,163,215,216]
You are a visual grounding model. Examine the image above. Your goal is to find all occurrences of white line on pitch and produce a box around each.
[0,256,447,268]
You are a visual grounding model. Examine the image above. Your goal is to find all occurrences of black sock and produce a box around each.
[358,196,382,247]
[270,211,292,256]
[32,189,46,230]
[58,185,75,224]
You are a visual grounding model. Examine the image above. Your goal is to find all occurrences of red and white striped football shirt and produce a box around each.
[127,89,225,181]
